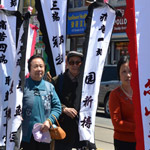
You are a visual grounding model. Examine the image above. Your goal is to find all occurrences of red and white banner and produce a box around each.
[25,24,38,78]
[79,5,116,144]
[126,0,150,150]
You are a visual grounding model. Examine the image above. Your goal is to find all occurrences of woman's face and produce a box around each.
[119,62,132,86]
[30,58,45,81]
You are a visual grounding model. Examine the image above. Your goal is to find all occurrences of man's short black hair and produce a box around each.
[28,55,46,72]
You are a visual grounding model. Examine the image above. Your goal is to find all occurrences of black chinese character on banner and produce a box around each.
[80,116,92,129]
[100,13,108,21]
[85,72,96,84]
[83,96,93,108]
[16,57,21,66]
[52,11,60,21]
[10,0,17,7]
[5,76,11,86]
[10,81,14,94]
[59,35,64,45]
[10,132,17,142]
[99,25,105,33]
[3,107,8,117]
[0,20,7,30]
[0,43,7,53]
[96,48,102,56]
[3,123,7,127]
[4,91,9,101]
[17,49,21,55]
[98,38,104,42]
[55,53,63,65]
[50,0,60,22]
[6,108,11,119]
[0,32,7,41]
[0,54,8,64]
[50,0,59,10]
[2,136,6,144]
[14,105,22,116]
[17,80,22,90]
[20,33,24,43]
[52,36,58,48]
[20,45,24,51]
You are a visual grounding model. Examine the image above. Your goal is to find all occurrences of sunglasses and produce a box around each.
[68,61,82,66]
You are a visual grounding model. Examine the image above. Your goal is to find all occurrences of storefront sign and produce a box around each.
[113,6,127,33]
[67,10,88,35]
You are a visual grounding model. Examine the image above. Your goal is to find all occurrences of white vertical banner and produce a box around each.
[134,0,150,149]
[6,24,24,150]
[0,12,16,147]
[40,0,67,75]
[79,5,116,143]
[1,0,20,11]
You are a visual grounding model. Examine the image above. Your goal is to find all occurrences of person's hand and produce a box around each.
[63,107,78,119]
[40,120,50,133]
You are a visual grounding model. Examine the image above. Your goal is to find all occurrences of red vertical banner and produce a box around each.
[125,0,144,150]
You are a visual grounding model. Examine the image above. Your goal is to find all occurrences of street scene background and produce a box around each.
[95,107,114,150]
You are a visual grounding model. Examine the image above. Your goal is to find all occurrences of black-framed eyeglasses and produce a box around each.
[68,61,82,66]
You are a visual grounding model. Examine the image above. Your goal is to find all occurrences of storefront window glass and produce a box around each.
[69,0,74,8]
[74,0,83,7]
[69,0,85,8]
[114,41,129,64]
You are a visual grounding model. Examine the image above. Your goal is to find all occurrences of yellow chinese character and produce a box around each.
[80,20,83,27]
[71,21,74,28]
[75,21,79,28]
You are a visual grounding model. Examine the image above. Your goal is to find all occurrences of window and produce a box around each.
[74,0,83,8]
[113,41,129,64]
[69,0,74,8]
[105,41,129,65]
[69,0,85,8]
[69,36,85,52]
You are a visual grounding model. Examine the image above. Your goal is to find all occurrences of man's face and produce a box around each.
[67,56,82,77]
[30,58,45,81]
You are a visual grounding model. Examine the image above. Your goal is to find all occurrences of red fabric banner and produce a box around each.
[125,0,144,149]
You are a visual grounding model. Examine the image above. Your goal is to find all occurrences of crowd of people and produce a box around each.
[20,51,136,150]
